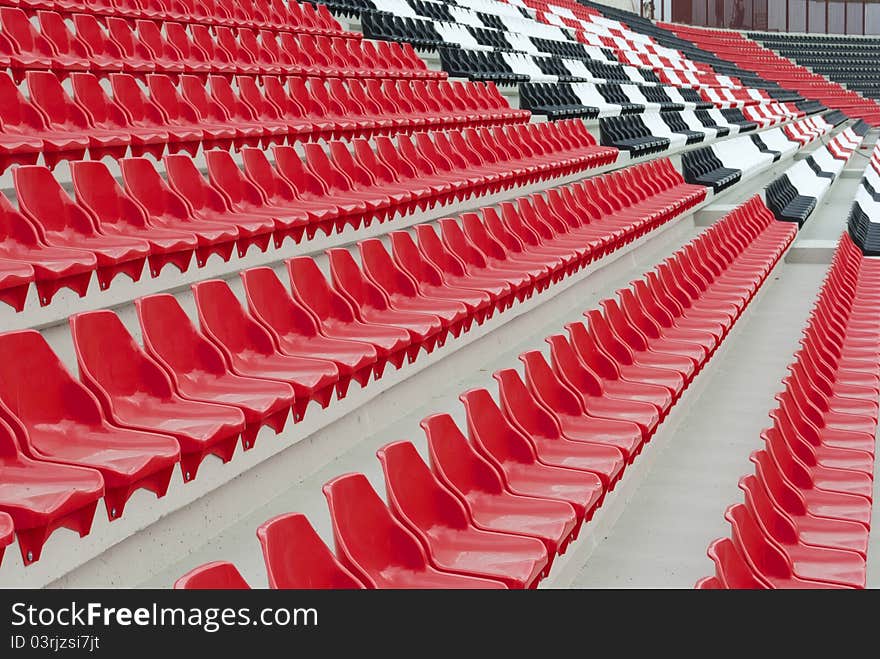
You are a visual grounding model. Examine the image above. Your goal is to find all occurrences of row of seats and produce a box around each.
[0,119,613,312]
[0,70,526,171]
[437,44,635,86]
[1,0,351,38]
[0,154,709,566]
[765,125,865,227]
[664,24,880,127]
[750,32,880,103]
[681,116,837,195]
[847,143,880,257]
[698,234,879,588]
[351,0,802,130]
[519,81,709,119]
[596,107,766,158]
[0,10,436,82]
[172,190,798,588]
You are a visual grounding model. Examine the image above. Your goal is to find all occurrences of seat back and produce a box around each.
[322,473,430,588]
[257,513,365,589]
[174,562,251,589]
[421,413,506,497]
[377,440,471,537]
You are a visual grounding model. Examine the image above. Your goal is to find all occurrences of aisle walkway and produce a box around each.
[568,260,828,587]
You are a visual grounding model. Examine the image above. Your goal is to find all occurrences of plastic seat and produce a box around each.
[546,333,661,438]
[72,13,126,73]
[257,513,366,589]
[461,388,604,524]
[740,470,867,576]
[0,415,103,565]
[106,17,156,75]
[215,26,260,74]
[0,256,32,311]
[0,7,54,78]
[164,21,212,76]
[173,73,237,149]
[725,503,854,588]
[359,239,470,337]
[135,19,185,75]
[174,561,251,589]
[14,165,150,290]
[322,472,507,589]
[191,279,339,421]
[70,310,246,481]
[0,72,86,169]
[145,73,206,152]
[70,160,197,277]
[414,223,514,312]
[208,74,272,146]
[135,294,294,448]
[111,73,194,156]
[35,10,92,73]
[0,330,180,520]
[241,267,376,396]
[704,537,768,589]
[518,349,645,461]
[494,368,625,488]
[69,72,161,160]
[287,256,411,373]
[377,441,548,589]
[565,321,676,413]
[120,156,238,266]
[204,148,308,246]
[302,142,385,231]
[421,413,577,560]
[190,23,237,76]
[0,190,95,308]
[237,74,310,141]
[27,70,129,160]
[240,145,336,240]
[164,153,275,255]
[388,230,494,324]
[327,247,443,360]
[272,143,362,235]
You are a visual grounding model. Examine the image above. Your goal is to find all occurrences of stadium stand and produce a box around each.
[0,0,876,591]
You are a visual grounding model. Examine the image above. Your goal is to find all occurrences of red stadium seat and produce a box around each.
[256,513,365,589]
[322,472,507,588]
[174,561,251,589]
[493,368,625,488]
[421,413,578,560]
[14,165,149,290]
[240,266,377,395]
[135,293,294,448]
[327,247,442,359]
[191,279,339,420]
[204,148,308,246]
[287,256,412,372]
[0,415,103,565]
[70,160,197,276]
[0,192,95,306]
[70,310,246,481]
[518,349,644,461]
[164,153,275,255]
[120,156,239,265]
[0,330,180,519]
[377,440,549,588]
[460,388,604,524]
